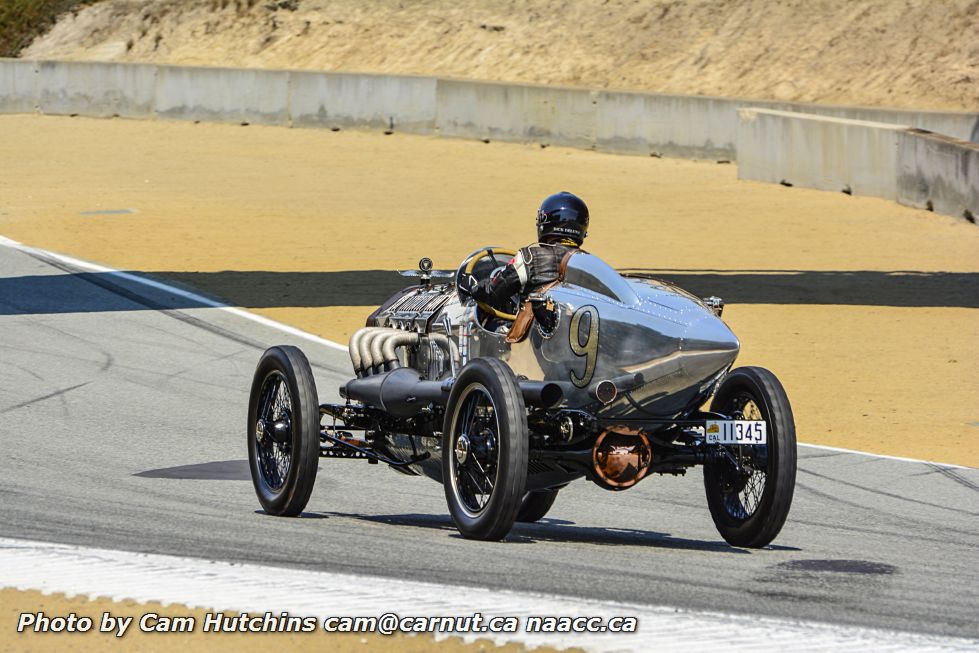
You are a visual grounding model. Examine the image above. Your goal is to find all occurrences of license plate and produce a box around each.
[705,420,767,445]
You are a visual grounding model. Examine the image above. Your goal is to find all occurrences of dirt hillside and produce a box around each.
[22,0,979,111]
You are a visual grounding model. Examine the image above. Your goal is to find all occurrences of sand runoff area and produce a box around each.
[1,114,976,467]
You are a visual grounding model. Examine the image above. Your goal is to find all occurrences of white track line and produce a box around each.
[0,235,970,470]
[2,538,976,653]
[798,443,969,469]
[0,235,346,352]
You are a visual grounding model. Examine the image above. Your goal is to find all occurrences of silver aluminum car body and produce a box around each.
[373,252,741,478]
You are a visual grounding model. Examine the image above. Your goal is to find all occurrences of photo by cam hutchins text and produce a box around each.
[17,612,317,636]
[17,611,640,637]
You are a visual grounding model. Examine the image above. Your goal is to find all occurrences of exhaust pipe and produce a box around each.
[351,329,443,377]
[365,329,422,375]
[343,368,450,417]
[343,369,566,415]
[349,327,391,376]
[369,330,389,374]
[381,332,421,370]
[362,329,391,375]
[589,373,645,405]
[613,373,645,393]
[519,381,566,409]
[589,379,617,405]
[426,333,460,362]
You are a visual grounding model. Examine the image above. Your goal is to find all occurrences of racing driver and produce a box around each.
[466,191,589,312]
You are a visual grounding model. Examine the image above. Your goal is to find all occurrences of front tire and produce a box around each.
[704,366,796,548]
[248,345,320,516]
[442,358,529,540]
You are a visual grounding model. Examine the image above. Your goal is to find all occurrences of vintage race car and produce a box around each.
[247,248,797,547]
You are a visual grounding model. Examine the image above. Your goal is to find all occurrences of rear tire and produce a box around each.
[516,489,560,523]
[704,366,796,548]
[442,358,528,540]
[248,346,320,517]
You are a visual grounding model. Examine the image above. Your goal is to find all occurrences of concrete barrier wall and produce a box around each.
[595,92,747,159]
[779,102,979,144]
[290,71,436,133]
[737,108,978,222]
[593,93,979,159]
[0,60,38,113]
[737,109,906,200]
[897,130,979,222]
[155,66,290,125]
[436,79,597,149]
[36,60,157,118]
[435,81,979,158]
[0,60,438,132]
[2,59,976,154]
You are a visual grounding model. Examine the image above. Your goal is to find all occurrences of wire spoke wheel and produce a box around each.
[248,346,320,517]
[704,366,797,548]
[449,386,500,515]
[254,371,293,492]
[442,358,528,541]
[719,394,768,520]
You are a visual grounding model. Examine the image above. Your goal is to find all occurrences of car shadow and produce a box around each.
[252,510,331,519]
[507,522,750,553]
[323,511,750,553]
[134,459,252,480]
[134,460,332,482]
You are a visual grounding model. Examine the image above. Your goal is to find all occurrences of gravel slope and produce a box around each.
[21,0,979,111]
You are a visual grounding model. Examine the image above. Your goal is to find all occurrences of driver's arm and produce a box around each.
[470,260,524,312]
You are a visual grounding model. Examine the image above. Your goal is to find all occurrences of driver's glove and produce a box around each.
[460,273,479,293]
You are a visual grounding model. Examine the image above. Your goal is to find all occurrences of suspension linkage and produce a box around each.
[320,431,430,469]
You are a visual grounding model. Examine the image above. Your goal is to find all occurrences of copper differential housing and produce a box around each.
[592,430,652,489]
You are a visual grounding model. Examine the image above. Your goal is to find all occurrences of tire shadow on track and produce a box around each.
[320,510,780,553]
[134,460,252,481]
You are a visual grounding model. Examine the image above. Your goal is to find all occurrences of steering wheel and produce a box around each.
[457,247,518,321]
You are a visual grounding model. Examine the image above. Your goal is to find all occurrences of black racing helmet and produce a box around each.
[537,191,589,245]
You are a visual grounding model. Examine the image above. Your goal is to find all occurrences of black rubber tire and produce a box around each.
[248,345,320,517]
[442,358,529,541]
[516,489,560,523]
[704,366,796,548]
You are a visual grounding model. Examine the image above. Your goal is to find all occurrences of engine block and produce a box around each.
[373,285,453,331]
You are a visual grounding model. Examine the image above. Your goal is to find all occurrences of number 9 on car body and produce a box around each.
[569,305,599,388]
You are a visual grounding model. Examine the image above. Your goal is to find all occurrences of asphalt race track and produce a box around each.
[1,244,977,640]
